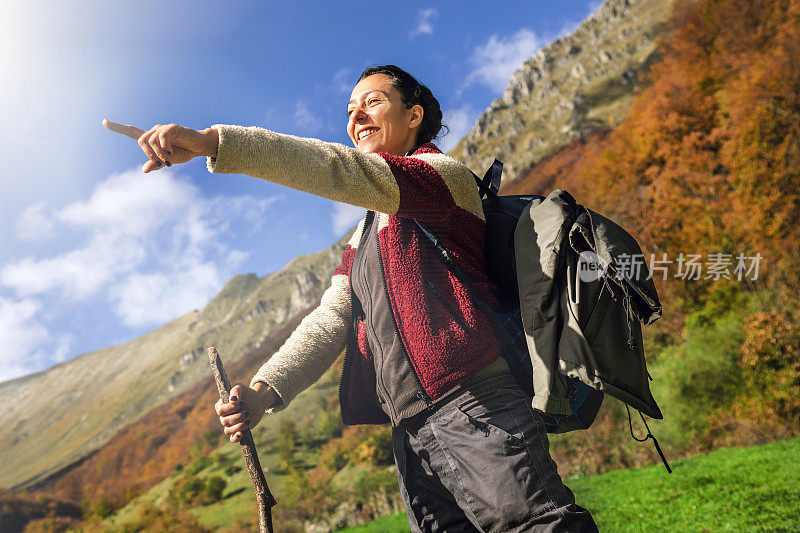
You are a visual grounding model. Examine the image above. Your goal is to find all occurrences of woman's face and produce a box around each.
[347,74,423,156]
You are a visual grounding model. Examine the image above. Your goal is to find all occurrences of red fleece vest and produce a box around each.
[335,143,503,426]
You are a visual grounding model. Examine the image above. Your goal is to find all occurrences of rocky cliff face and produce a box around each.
[449,0,674,183]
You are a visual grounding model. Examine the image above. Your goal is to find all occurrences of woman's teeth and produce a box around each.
[358,128,379,141]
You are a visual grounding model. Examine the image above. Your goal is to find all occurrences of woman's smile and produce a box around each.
[357,127,381,142]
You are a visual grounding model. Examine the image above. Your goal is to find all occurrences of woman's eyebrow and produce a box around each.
[347,90,389,106]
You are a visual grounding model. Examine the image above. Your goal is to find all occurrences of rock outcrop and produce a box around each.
[449,0,673,184]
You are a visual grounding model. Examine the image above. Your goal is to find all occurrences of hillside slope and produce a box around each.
[0,228,355,490]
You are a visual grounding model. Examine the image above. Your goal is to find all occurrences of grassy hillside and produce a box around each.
[339,436,800,533]
[89,360,355,532]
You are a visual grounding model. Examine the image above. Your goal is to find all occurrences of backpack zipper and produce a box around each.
[376,216,435,411]
[602,268,636,350]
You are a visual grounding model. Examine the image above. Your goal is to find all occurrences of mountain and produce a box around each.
[0,228,355,490]
[450,0,674,183]
[0,0,675,494]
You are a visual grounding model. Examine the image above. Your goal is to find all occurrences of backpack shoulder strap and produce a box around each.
[470,159,503,200]
[485,159,503,195]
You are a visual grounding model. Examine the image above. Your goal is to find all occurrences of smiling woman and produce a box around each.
[112,64,597,532]
[348,76,422,155]
[346,66,445,157]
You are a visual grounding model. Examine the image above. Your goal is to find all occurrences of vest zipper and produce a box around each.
[360,216,395,416]
[416,390,434,410]
[376,215,435,410]
[337,298,358,424]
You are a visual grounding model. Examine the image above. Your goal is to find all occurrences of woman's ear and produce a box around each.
[408,104,424,129]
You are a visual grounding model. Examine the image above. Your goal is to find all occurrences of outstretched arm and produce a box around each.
[104,120,484,227]
[206,124,484,227]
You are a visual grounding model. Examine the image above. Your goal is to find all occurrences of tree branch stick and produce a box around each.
[208,346,276,533]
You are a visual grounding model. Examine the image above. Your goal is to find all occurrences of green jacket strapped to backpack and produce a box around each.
[515,188,662,420]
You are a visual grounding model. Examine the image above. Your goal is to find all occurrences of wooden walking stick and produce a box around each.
[208,346,276,533]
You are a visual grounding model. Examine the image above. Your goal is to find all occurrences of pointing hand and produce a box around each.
[102,119,219,173]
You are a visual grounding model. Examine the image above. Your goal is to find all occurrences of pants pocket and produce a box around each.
[429,382,567,531]
[455,387,531,450]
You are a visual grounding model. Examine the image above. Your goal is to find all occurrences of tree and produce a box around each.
[277,419,302,470]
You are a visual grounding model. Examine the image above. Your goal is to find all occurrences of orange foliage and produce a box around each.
[509,0,800,308]
[506,128,616,196]
[739,309,800,369]
[505,0,800,449]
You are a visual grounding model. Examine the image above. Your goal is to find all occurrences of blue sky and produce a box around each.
[0,0,602,383]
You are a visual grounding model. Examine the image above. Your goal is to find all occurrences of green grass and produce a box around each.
[339,512,411,533]
[338,437,800,532]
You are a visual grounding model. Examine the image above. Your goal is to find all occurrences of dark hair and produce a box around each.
[357,65,448,148]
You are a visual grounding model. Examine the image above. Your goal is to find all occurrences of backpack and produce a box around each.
[413,159,672,473]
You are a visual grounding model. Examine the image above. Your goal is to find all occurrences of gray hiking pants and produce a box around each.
[392,369,599,532]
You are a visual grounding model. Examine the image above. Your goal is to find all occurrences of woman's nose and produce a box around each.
[350,104,367,122]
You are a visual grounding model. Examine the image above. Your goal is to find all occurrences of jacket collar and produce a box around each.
[405,142,442,156]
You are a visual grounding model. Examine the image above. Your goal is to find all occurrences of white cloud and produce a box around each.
[294,100,325,134]
[2,167,281,327]
[410,8,437,38]
[0,166,282,381]
[57,171,195,235]
[439,105,480,153]
[465,28,544,94]
[51,334,73,364]
[111,261,228,327]
[333,68,354,95]
[16,202,55,241]
[1,235,145,299]
[0,297,49,382]
[332,203,366,236]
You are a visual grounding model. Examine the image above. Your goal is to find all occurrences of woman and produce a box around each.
[135,65,598,532]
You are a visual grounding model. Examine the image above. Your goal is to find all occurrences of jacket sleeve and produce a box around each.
[248,216,365,414]
[206,125,484,227]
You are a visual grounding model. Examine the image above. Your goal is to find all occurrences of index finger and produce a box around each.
[102,119,146,140]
